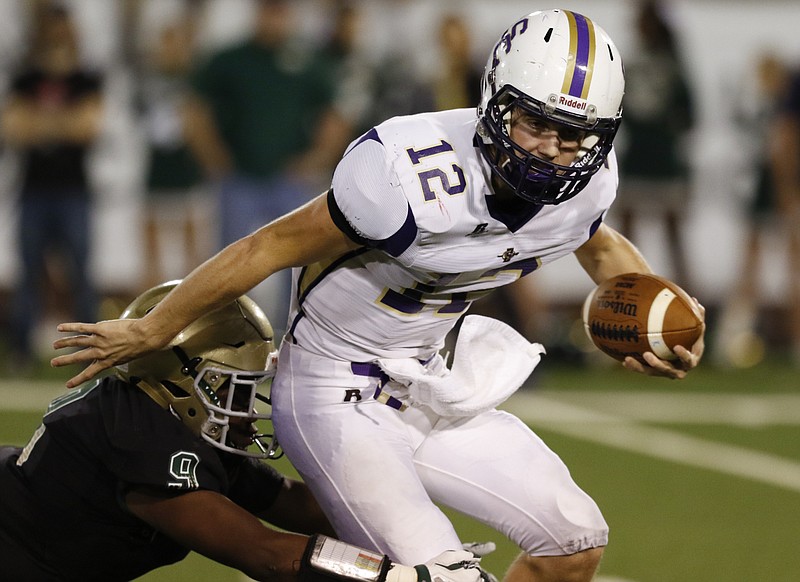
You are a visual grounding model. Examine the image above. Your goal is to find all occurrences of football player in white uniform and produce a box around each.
[54,10,705,582]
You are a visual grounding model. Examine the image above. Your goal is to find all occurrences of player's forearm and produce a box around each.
[140,194,357,345]
[237,531,309,582]
[140,233,278,346]
[259,478,337,537]
[575,223,653,284]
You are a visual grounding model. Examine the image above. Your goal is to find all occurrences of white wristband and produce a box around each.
[303,535,390,582]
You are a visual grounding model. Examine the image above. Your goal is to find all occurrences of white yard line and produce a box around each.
[6,382,800,493]
[503,392,800,493]
[524,390,800,426]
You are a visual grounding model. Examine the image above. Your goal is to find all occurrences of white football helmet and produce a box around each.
[476,9,624,205]
[115,281,281,458]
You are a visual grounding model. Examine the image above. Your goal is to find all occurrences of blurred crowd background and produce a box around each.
[1,0,800,375]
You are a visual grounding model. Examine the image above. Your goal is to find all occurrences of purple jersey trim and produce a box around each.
[374,205,417,257]
[589,213,603,237]
[327,189,418,257]
[344,127,383,157]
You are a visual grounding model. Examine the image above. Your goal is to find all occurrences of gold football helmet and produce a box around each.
[115,281,280,458]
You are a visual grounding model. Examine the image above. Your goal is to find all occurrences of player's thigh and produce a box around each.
[414,410,608,556]
[271,342,461,559]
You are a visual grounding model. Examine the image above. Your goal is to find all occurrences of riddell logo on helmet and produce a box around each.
[559,95,588,113]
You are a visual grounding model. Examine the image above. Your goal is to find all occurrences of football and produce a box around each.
[582,273,703,363]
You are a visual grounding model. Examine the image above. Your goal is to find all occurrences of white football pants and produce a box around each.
[271,340,608,565]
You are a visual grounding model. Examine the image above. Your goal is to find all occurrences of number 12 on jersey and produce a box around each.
[406,140,466,202]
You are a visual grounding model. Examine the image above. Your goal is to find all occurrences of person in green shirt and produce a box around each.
[184,0,352,330]
[137,17,208,291]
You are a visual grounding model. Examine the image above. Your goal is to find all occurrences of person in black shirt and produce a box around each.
[1,2,102,371]
[0,281,487,582]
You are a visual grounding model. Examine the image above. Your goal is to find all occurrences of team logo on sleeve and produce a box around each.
[167,451,200,489]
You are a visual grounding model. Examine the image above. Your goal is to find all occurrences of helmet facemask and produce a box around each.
[478,84,619,205]
[179,350,281,459]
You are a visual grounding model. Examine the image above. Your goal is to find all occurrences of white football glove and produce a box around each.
[302,535,490,582]
[461,542,496,558]
[461,542,498,582]
[414,550,483,582]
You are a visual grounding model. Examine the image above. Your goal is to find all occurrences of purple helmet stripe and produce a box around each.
[561,11,596,99]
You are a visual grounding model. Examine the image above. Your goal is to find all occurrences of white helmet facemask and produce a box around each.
[476,9,624,205]
[191,358,281,459]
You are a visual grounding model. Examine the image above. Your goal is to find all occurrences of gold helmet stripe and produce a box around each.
[561,10,597,100]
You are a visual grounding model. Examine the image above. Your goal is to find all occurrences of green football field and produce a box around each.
[1,359,798,582]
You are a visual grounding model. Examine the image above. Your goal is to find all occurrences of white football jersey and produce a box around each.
[287,108,617,361]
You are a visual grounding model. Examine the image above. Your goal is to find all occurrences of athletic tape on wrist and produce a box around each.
[301,534,393,582]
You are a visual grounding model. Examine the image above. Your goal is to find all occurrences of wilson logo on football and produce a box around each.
[595,300,638,316]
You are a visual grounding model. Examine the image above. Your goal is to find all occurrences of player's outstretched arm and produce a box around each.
[51,192,360,388]
[127,486,484,582]
[127,487,309,582]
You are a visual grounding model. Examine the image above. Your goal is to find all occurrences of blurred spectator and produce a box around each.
[716,53,795,367]
[0,1,103,373]
[135,14,210,291]
[360,2,431,126]
[428,13,481,112]
[320,0,376,138]
[769,61,800,364]
[613,0,695,288]
[184,0,350,330]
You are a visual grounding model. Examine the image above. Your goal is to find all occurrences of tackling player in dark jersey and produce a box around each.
[0,282,487,582]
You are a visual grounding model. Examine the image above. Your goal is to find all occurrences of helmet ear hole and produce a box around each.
[187,408,197,417]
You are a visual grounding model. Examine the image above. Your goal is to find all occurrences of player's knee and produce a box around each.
[507,547,605,582]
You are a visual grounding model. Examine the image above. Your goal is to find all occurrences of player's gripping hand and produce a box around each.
[460,542,498,582]
[623,300,706,380]
[400,550,483,582]
[301,535,483,582]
